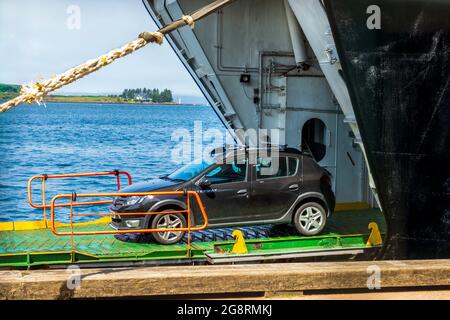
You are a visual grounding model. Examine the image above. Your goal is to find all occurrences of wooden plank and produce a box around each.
[264,290,450,300]
[1,260,450,299]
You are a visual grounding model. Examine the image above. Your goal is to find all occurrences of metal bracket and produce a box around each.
[324,47,338,64]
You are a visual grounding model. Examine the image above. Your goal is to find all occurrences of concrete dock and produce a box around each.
[1,259,450,299]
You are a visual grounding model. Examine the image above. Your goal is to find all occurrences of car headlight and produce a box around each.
[123,195,153,206]
[124,196,143,206]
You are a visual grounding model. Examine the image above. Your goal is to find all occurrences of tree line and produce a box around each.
[0,83,20,93]
[120,88,173,103]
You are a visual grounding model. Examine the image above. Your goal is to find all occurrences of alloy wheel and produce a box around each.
[156,214,183,241]
[298,206,324,233]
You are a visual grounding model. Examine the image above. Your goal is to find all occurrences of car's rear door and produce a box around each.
[249,156,301,221]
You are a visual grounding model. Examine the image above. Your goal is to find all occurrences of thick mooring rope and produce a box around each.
[0,0,235,113]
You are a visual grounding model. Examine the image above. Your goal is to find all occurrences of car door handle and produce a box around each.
[237,189,248,196]
[289,184,299,191]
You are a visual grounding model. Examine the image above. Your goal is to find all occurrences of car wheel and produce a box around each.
[293,202,327,236]
[150,210,187,245]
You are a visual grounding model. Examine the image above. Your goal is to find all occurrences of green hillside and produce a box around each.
[0,83,180,105]
[0,83,20,100]
[0,83,20,92]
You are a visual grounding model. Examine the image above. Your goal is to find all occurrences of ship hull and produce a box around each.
[324,0,450,258]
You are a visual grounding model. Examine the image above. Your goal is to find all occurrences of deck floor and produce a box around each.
[0,209,385,267]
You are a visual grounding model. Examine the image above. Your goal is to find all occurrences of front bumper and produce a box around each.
[110,213,146,230]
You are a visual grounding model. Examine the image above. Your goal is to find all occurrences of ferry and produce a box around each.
[1,0,450,299]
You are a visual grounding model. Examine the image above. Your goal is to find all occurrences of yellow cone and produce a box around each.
[231,230,248,254]
[366,222,383,246]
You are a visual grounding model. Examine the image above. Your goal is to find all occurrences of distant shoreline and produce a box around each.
[44,98,204,106]
[0,84,208,106]
[0,95,208,107]
[44,95,204,106]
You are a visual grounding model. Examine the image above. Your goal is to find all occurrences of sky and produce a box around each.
[0,0,203,97]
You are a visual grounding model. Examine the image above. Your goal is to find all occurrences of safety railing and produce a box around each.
[50,190,208,251]
[27,171,132,222]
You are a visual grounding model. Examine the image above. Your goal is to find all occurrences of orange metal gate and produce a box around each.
[27,171,209,252]
[27,171,132,222]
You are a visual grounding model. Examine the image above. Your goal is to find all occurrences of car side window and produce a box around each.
[206,161,247,184]
[288,157,299,176]
[256,157,287,179]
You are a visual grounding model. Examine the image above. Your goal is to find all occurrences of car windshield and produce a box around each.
[167,158,216,181]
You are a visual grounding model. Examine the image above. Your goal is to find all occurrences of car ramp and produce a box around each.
[0,171,385,269]
[0,208,385,269]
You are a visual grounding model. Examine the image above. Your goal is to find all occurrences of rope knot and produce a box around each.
[182,15,195,29]
[20,82,46,105]
[138,31,164,45]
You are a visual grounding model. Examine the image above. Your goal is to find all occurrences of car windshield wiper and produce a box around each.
[160,175,185,182]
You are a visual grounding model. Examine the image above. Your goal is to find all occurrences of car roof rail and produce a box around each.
[210,144,245,157]
[210,144,308,157]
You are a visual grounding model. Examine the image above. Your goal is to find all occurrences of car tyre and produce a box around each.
[293,202,327,236]
[150,210,187,245]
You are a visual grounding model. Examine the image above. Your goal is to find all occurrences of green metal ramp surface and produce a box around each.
[0,209,385,268]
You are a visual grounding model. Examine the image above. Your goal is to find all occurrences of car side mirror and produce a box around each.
[198,178,212,189]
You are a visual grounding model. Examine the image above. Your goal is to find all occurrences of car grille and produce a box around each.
[111,212,121,222]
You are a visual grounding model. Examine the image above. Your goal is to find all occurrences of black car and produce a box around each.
[110,147,335,244]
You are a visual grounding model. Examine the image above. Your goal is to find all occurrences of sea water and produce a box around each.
[0,102,224,222]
